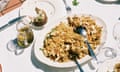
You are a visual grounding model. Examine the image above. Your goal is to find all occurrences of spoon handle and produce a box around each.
[74,59,84,72]
[63,0,68,7]
[85,40,97,61]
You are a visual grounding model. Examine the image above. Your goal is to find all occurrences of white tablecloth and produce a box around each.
[0,0,120,72]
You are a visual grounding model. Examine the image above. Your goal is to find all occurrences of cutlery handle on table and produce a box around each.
[74,59,84,72]
[0,23,10,32]
[63,0,67,6]
[0,16,25,32]
[85,40,98,61]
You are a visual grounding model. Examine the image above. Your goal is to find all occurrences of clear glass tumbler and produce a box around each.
[16,21,34,48]
[7,16,34,55]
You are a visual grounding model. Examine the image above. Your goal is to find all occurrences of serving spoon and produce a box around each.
[69,50,84,72]
[74,26,97,61]
[62,0,84,72]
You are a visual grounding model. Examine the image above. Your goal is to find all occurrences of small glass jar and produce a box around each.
[16,17,34,48]
[7,16,34,55]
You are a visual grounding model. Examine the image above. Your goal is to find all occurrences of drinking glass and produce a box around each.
[113,22,120,48]
[97,47,117,63]
[96,57,120,72]
[16,21,34,48]
[88,47,117,72]
[7,16,34,55]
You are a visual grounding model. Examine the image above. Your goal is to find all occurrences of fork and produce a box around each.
[63,0,72,14]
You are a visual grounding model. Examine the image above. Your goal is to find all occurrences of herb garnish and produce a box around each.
[72,0,79,6]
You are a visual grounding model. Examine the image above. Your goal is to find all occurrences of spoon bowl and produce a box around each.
[74,26,98,60]
[75,26,87,38]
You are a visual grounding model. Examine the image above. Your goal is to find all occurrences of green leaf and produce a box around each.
[72,0,79,6]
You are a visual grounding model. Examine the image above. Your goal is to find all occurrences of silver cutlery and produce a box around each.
[118,17,120,20]
[63,1,84,71]
[63,0,72,14]
[74,57,84,72]
[74,26,97,61]
[0,16,25,32]
[69,50,84,72]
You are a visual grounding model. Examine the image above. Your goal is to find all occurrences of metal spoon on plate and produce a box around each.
[74,26,98,61]
[62,0,84,72]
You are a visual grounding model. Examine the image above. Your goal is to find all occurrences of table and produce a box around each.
[0,0,24,16]
[0,0,120,72]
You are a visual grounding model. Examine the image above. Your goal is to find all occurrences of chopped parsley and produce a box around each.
[72,0,79,6]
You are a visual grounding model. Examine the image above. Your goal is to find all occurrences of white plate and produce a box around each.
[19,0,55,28]
[34,14,107,68]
